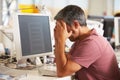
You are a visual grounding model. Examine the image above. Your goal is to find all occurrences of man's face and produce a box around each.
[66,25,80,42]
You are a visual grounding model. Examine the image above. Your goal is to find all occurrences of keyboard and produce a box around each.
[38,64,57,77]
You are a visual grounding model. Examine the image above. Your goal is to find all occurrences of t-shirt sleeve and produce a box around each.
[70,40,101,68]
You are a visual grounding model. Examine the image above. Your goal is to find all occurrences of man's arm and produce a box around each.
[55,43,82,77]
[54,20,82,77]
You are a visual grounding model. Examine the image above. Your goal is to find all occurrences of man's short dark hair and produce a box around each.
[54,5,87,26]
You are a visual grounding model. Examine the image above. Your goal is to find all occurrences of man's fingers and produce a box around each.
[56,20,67,29]
[68,31,72,37]
[60,20,66,28]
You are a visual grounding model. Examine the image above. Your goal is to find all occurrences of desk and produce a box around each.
[22,64,71,80]
[22,70,71,80]
[0,64,72,80]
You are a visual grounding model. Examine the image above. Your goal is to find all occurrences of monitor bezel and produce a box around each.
[114,17,120,47]
[13,13,53,61]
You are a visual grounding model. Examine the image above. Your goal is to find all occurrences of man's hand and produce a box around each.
[54,20,72,42]
[53,20,81,77]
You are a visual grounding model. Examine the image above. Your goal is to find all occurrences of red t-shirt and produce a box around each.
[69,29,120,80]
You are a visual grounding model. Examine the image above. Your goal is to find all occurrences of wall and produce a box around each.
[0,0,2,25]
[36,0,114,17]
[114,0,120,15]
[106,0,114,16]
[38,0,88,20]
[0,0,2,42]
[37,0,114,17]
[88,0,105,16]
[88,0,114,16]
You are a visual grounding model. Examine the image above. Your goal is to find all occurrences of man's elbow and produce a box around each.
[57,70,71,77]
[57,72,66,77]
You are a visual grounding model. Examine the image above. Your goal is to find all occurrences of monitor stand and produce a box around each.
[35,57,43,66]
[16,57,43,70]
[17,58,27,68]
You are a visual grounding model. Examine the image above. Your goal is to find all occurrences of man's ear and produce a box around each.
[73,20,80,29]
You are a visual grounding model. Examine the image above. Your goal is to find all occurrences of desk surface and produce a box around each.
[24,70,71,80]
[0,64,72,80]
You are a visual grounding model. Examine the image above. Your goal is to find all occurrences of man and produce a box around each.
[54,5,120,80]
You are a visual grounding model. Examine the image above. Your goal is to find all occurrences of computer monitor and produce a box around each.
[13,13,53,61]
[103,16,114,41]
[114,17,120,47]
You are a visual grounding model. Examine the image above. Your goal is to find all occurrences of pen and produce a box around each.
[42,75,56,77]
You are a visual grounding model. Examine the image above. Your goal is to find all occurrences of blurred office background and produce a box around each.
[0,0,119,25]
[0,0,120,62]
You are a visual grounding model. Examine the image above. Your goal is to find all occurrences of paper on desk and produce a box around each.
[0,73,14,80]
[0,43,5,55]
[4,69,27,80]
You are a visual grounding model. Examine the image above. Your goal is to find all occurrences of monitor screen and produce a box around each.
[114,17,120,47]
[13,13,53,60]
